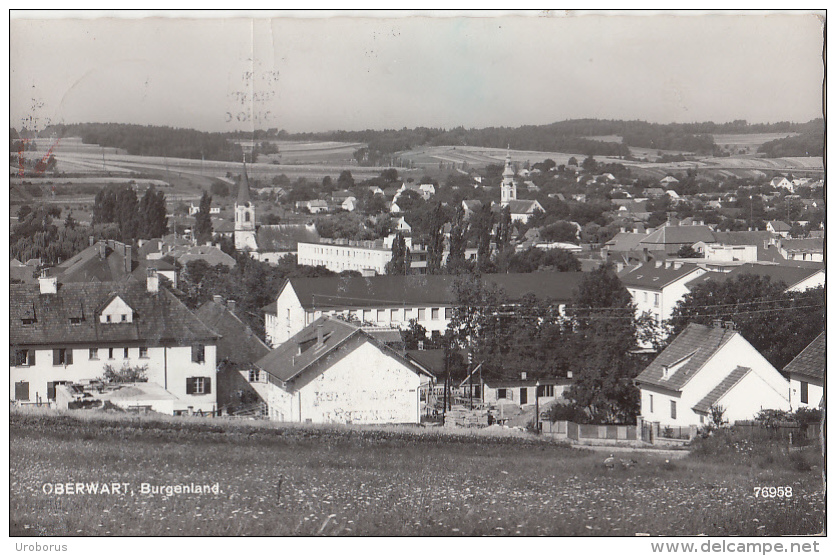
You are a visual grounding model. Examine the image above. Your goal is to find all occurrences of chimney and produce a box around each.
[316,324,324,345]
[521,371,527,380]
[213,295,224,305]
[723,321,736,330]
[146,268,159,293]
[655,260,663,268]
[712,318,723,329]
[566,371,573,379]
[38,273,57,294]
[417,340,424,350]
[89,236,95,247]
[227,300,236,314]
[98,241,106,259]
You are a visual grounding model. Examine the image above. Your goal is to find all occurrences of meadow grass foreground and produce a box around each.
[10,408,824,536]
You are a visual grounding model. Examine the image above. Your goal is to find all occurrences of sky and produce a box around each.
[9,11,826,134]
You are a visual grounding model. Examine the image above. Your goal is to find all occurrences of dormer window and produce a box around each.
[99,295,134,324]
[661,350,697,380]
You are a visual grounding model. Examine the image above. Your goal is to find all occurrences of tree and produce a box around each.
[563,264,644,424]
[210,181,230,197]
[100,363,148,383]
[471,203,494,272]
[669,276,824,370]
[540,221,579,243]
[194,192,214,244]
[567,156,579,167]
[426,203,447,274]
[385,232,411,275]
[380,168,399,182]
[445,206,470,274]
[401,319,429,349]
[582,155,598,172]
[63,211,76,230]
[494,205,513,250]
[138,186,168,239]
[676,244,700,258]
[337,170,355,189]
[505,248,581,273]
[114,187,140,241]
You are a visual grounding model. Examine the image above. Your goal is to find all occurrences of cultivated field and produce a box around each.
[10,409,824,537]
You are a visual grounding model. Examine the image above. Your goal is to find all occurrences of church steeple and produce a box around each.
[234,153,258,251]
[237,153,252,206]
[501,146,516,207]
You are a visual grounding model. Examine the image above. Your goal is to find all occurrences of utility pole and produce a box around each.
[535,380,540,433]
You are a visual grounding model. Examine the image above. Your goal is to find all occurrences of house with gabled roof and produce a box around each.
[253,316,434,424]
[686,263,824,293]
[638,222,716,255]
[635,322,790,427]
[619,261,706,328]
[766,220,792,237]
[776,237,824,263]
[784,332,824,410]
[10,273,219,413]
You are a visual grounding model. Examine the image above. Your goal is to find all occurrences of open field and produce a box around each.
[712,133,800,151]
[10,409,824,536]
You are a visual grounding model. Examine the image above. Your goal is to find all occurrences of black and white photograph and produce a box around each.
[8,9,826,545]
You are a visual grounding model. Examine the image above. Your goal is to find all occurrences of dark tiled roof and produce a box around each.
[194,300,270,370]
[708,230,773,246]
[783,332,824,380]
[10,281,219,347]
[640,225,715,246]
[619,262,702,290]
[404,349,468,376]
[505,199,542,214]
[173,246,236,268]
[256,224,320,252]
[605,231,648,252]
[726,263,823,289]
[255,316,429,384]
[635,323,738,391]
[780,238,824,253]
[692,366,751,414]
[283,272,585,310]
[50,241,136,283]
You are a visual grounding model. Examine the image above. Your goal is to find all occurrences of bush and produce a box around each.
[101,363,148,384]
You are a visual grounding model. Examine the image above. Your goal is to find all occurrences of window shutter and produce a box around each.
[66,350,73,365]
[186,378,195,395]
[9,351,15,366]
[47,382,56,400]
[53,349,60,365]
[15,381,29,401]
[30,350,35,365]
[204,377,211,394]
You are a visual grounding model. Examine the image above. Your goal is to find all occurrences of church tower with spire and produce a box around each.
[500,148,517,207]
[234,155,258,251]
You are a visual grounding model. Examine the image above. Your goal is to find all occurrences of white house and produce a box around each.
[766,220,792,237]
[634,322,790,428]
[784,332,824,410]
[10,273,219,414]
[263,272,584,347]
[252,316,434,424]
[619,261,707,327]
[776,238,824,263]
[770,176,794,192]
[482,374,572,408]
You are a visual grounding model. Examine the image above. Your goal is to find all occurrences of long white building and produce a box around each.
[263,272,584,347]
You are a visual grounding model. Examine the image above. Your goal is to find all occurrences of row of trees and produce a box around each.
[429,264,824,425]
[92,185,168,241]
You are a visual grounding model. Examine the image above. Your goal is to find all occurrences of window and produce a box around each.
[47,381,69,401]
[108,348,115,360]
[700,415,705,424]
[390,309,399,321]
[12,349,35,367]
[418,308,426,321]
[191,345,205,364]
[445,307,452,319]
[377,309,385,322]
[106,315,112,323]
[649,394,654,413]
[537,384,554,398]
[670,400,677,420]
[139,346,148,359]
[89,348,99,360]
[653,293,660,307]
[123,347,130,359]
[800,381,809,404]
[248,370,260,383]
[497,388,507,399]
[363,309,372,322]
[53,348,73,366]
[121,314,127,322]
[186,377,211,395]
[404,308,412,320]
[643,292,648,302]
[69,317,83,325]
[431,308,440,320]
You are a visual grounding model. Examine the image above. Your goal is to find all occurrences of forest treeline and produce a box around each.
[20,118,823,162]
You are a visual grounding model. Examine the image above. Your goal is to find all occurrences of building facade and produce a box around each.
[10,274,219,414]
